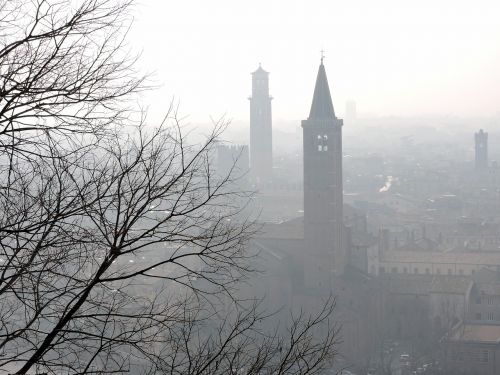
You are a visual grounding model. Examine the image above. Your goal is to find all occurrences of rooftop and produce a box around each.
[257,217,304,240]
[382,250,500,266]
[379,274,433,295]
[429,276,472,294]
[449,324,500,344]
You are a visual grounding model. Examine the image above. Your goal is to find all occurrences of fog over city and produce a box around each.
[130,0,500,123]
[1,1,500,375]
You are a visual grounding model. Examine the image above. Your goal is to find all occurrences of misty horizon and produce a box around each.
[130,0,500,124]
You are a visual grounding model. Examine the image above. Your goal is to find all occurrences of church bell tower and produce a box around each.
[302,58,345,280]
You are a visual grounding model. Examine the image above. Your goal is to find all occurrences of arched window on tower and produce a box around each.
[317,134,329,152]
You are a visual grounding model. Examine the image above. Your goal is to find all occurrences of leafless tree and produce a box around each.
[0,0,144,161]
[0,1,340,374]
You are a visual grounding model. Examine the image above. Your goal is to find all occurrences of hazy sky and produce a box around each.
[131,0,500,126]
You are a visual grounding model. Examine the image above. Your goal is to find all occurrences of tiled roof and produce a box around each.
[449,324,500,344]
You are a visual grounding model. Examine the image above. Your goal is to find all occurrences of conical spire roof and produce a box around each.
[308,61,336,120]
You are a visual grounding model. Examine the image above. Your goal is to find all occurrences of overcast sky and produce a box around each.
[130,0,500,126]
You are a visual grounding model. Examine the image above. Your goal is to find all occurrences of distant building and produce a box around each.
[345,100,357,123]
[442,268,500,375]
[249,64,273,183]
[369,248,500,277]
[444,324,500,375]
[468,268,500,324]
[475,129,488,171]
[216,144,249,183]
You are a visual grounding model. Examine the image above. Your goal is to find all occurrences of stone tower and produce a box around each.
[302,59,345,282]
[249,64,273,183]
[475,129,488,171]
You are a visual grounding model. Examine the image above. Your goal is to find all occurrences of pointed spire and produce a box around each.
[308,60,336,120]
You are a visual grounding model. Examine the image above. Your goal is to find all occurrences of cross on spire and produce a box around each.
[320,49,325,64]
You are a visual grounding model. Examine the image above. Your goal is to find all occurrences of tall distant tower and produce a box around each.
[249,64,273,182]
[345,100,357,124]
[302,59,345,279]
[475,129,488,171]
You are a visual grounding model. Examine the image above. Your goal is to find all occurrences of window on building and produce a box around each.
[391,267,398,274]
[488,297,494,305]
[379,267,385,274]
[448,269,452,275]
[403,267,408,274]
[436,268,441,275]
[488,312,494,320]
[414,268,419,274]
[476,313,482,320]
[425,268,430,275]
[480,350,489,363]
[459,269,464,275]
[476,296,482,304]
